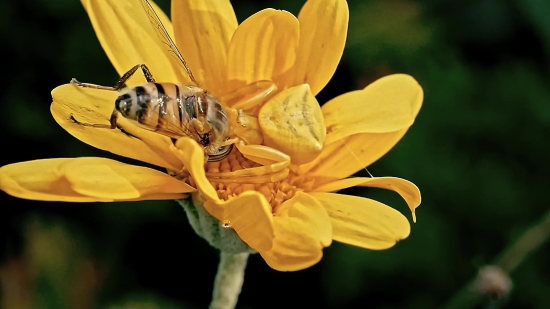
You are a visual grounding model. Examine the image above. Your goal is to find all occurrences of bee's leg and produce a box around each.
[68,111,118,129]
[71,65,140,91]
[139,64,156,83]
[71,64,155,91]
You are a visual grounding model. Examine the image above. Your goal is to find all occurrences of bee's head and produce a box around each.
[207,143,234,162]
[205,94,229,137]
[201,93,232,161]
[199,132,210,147]
[200,124,234,162]
[199,131,232,161]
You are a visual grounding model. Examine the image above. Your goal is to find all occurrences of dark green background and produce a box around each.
[1,0,550,308]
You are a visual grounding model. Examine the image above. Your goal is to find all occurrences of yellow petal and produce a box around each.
[226,9,299,91]
[310,192,411,250]
[301,129,408,180]
[62,157,194,199]
[51,84,183,170]
[190,192,224,221]
[258,84,326,164]
[81,0,184,85]
[0,158,193,202]
[301,75,423,177]
[1,159,101,202]
[323,74,423,144]
[292,0,349,95]
[204,191,274,252]
[172,0,238,95]
[170,137,219,202]
[314,177,421,222]
[260,192,331,271]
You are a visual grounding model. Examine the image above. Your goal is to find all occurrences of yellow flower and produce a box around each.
[0,0,423,271]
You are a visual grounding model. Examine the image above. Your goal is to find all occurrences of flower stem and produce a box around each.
[209,252,249,309]
[442,210,550,309]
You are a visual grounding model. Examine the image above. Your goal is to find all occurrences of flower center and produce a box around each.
[204,150,314,211]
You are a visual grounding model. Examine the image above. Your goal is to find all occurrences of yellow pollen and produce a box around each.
[203,150,310,211]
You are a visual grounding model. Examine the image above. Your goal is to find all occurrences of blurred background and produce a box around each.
[1,0,550,308]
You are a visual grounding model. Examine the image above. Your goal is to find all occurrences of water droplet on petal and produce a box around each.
[222,220,231,228]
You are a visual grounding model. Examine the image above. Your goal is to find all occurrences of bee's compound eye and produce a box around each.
[207,144,234,162]
[200,133,210,146]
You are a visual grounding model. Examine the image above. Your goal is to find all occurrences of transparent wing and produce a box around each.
[136,97,197,140]
[140,0,197,84]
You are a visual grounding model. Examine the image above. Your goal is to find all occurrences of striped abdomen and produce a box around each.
[114,83,229,154]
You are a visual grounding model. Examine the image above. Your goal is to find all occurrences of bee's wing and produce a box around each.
[140,0,197,85]
[136,96,196,140]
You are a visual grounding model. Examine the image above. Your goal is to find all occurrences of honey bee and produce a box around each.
[69,0,261,161]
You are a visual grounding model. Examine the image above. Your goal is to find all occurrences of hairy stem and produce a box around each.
[209,252,249,309]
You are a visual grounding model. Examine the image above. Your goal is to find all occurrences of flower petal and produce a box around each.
[323,74,423,144]
[62,157,194,199]
[1,159,101,202]
[0,158,193,202]
[51,84,183,170]
[302,75,423,177]
[260,192,331,271]
[170,137,219,202]
[301,129,408,180]
[314,177,421,222]
[204,191,274,252]
[292,0,349,95]
[259,84,326,164]
[310,192,411,250]
[81,0,184,85]
[172,0,238,94]
[226,9,299,91]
